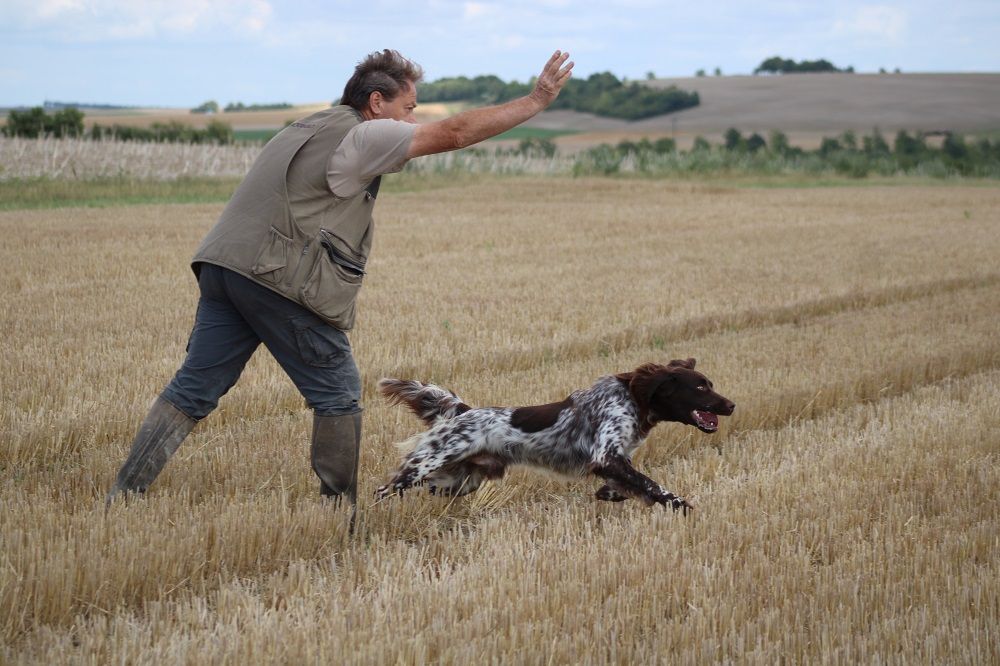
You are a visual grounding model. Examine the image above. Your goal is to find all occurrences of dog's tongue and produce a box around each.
[692,410,718,429]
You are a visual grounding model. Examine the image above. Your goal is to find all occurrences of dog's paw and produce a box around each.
[595,485,628,502]
[374,484,400,500]
[670,496,693,516]
[653,490,693,515]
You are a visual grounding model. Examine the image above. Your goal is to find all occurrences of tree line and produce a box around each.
[3,106,235,144]
[754,57,853,74]
[416,71,700,121]
[571,128,1000,178]
[191,101,294,114]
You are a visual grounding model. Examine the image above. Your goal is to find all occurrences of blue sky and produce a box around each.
[2,0,998,107]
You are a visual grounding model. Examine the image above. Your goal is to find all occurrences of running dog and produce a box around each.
[376,359,735,513]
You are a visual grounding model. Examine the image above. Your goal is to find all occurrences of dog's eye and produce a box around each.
[697,385,707,391]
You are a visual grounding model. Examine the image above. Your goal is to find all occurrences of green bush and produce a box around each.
[88,120,233,144]
[4,106,85,138]
[191,100,220,114]
[562,128,1000,179]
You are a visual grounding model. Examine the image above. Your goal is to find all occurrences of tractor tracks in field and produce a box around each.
[386,272,1000,382]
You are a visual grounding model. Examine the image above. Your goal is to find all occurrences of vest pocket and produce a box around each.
[250,226,291,285]
[300,245,363,328]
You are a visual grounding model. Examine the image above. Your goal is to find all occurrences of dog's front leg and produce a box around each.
[591,454,692,514]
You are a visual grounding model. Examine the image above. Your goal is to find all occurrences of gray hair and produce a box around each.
[341,49,424,111]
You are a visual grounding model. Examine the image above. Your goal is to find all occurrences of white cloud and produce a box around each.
[490,33,526,49]
[462,2,498,20]
[834,5,907,43]
[36,0,86,19]
[3,0,273,40]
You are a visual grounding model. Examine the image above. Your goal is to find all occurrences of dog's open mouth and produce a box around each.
[691,410,719,432]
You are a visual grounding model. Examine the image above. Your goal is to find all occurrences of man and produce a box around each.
[106,49,574,513]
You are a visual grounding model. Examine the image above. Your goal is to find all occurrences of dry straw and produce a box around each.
[1,179,998,663]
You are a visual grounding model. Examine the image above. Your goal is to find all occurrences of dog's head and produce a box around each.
[617,359,735,433]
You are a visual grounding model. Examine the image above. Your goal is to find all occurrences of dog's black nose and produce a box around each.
[722,400,735,415]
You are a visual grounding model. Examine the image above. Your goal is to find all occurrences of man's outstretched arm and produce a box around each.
[406,50,574,159]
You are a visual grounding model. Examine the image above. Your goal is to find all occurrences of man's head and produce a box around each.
[341,49,424,123]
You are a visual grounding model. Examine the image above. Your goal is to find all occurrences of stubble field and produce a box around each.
[1,178,998,663]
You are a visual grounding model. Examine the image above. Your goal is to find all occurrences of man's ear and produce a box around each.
[668,357,696,370]
[367,90,384,115]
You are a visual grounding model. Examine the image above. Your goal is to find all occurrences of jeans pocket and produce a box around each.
[292,315,352,368]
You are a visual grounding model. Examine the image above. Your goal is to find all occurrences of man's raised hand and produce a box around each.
[530,50,574,108]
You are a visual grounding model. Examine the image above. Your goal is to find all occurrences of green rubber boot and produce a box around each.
[106,395,196,504]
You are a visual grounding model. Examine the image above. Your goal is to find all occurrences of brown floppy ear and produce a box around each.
[622,365,675,410]
[668,358,696,370]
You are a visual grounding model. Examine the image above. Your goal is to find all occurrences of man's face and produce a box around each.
[368,81,417,123]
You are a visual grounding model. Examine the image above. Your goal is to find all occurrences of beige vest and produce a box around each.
[192,105,379,330]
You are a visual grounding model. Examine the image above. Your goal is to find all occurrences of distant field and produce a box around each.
[7,72,996,153]
[1,179,998,663]
[525,72,1000,150]
[487,126,579,141]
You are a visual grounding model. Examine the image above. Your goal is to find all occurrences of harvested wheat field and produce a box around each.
[1,178,998,663]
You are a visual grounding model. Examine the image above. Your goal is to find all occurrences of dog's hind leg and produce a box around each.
[429,454,507,497]
[375,435,475,499]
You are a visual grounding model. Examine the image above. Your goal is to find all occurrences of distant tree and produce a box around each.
[755,57,793,74]
[879,67,887,74]
[518,137,556,157]
[863,129,890,156]
[942,133,968,160]
[840,130,858,151]
[653,137,676,153]
[223,101,294,112]
[746,132,766,153]
[617,139,639,154]
[3,106,84,138]
[724,127,744,151]
[819,137,843,156]
[692,136,712,152]
[50,107,85,137]
[3,107,48,137]
[893,130,928,169]
[204,119,234,144]
[769,130,791,156]
[714,67,722,76]
[695,68,707,77]
[893,67,901,73]
[191,100,220,114]
[754,56,846,74]
[646,71,656,80]
[893,130,926,157]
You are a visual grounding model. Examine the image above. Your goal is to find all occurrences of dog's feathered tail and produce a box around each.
[378,378,472,426]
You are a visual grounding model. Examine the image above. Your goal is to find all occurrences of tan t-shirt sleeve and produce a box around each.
[326,119,416,197]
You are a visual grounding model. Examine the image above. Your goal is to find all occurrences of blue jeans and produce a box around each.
[161,263,362,420]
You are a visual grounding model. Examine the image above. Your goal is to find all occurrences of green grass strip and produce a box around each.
[487,127,580,141]
[0,177,242,210]
[1,172,994,212]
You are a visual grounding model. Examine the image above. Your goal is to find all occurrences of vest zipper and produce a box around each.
[318,229,366,276]
[320,239,365,276]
